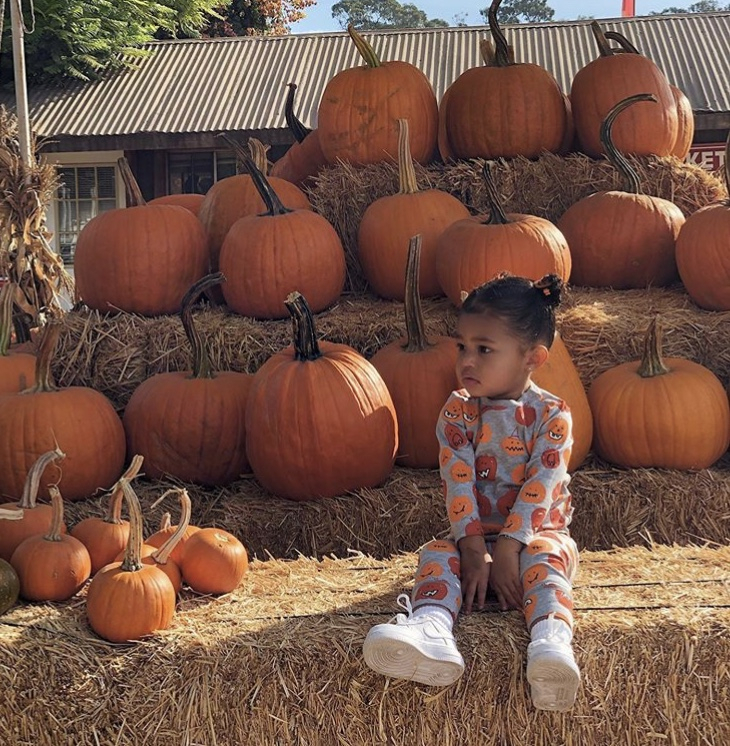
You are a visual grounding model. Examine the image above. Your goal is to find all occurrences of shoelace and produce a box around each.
[390,593,414,624]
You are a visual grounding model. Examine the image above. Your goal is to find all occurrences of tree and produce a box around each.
[201,0,315,37]
[331,0,448,29]
[651,1,730,11]
[479,0,555,24]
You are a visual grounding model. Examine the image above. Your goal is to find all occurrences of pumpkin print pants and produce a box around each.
[411,531,579,631]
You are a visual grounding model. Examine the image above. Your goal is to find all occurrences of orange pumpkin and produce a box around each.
[0,324,126,502]
[198,137,311,275]
[358,120,470,300]
[219,152,345,319]
[144,487,201,567]
[317,25,438,166]
[570,21,677,157]
[124,274,253,485]
[86,475,177,642]
[69,457,143,574]
[0,283,35,394]
[370,236,459,468]
[675,134,730,310]
[558,94,685,289]
[435,163,571,306]
[245,292,398,500]
[74,158,209,316]
[445,5,568,159]
[179,528,248,595]
[588,318,730,469]
[11,486,91,602]
[0,449,65,561]
[269,83,328,188]
[437,82,456,162]
[148,193,205,216]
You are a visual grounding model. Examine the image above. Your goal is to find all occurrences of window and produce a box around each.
[168,151,237,195]
[57,165,117,265]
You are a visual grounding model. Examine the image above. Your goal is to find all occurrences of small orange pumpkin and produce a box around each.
[144,487,201,567]
[0,283,35,394]
[179,527,248,595]
[148,193,206,216]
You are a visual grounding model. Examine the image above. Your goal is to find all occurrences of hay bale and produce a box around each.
[62,454,730,562]
[1,545,728,746]
[308,153,727,292]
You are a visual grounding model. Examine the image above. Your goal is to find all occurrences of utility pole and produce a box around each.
[8,0,33,169]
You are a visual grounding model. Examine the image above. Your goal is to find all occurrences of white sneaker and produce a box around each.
[363,594,465,686]
[526,637,581,712]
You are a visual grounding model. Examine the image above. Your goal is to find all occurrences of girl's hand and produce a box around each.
[457,535,491,614]
[490,536,524,611]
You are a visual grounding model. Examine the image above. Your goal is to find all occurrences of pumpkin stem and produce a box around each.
[247,138,271,175]
[18,448,65,510]
[28,322,61,393]
[220,133,292,217]
[117,157,147,207]
[180,273,224,380]
[591,20,619,57]
[104,456,144,525]
[402,235,433,353]
[603,30,641,54]
[347,25,381,68]
[119,477,145,573]
[285,83,312,144]
[285,292,322,362]
[0,282,15,356]
[44,486,66,542]
[479,38,496,65]
[637,317,670,378]
[159,512,172,531]
[601,94,656,195]
[487,0,515,67]
[151,489,191,566]
[397,119,420,195]
[481,162,510,225]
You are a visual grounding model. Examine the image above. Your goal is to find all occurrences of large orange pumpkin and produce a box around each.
[317,25,438,166]
[0,324,126,502]
[570,21,677,157]
[675,134,730,310]
[124,274,253,485]
[358,119,470,300]
[219,155,346,319]
[370,236,459,468]
[588,318,730,469]
[444,4,568,159]
[74,158,209,316]
[269,83,328,188]
[0,282,35,394]
[245,292,398,500]
[198,137,311,275]
[435,163,571,306]
[558,94,685,289]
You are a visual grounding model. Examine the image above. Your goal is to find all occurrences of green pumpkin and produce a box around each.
[0,558,19,614]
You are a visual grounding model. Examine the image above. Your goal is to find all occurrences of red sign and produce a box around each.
[688,143,726,172]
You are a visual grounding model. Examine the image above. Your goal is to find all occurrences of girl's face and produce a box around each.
[454,312,546,400]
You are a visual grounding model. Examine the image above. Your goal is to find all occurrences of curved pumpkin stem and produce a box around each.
[604,30,641,54]
[285,292,322,362]
[18,448,65,510]
[591,21,620,58]
[347,25,381,68]
[601,94,656,195]
[45,486,66,542]
[247,138,270,175]
[119,478,146,573]
[481,162,510,225]
[402,235,432,353]
[180,273,224,380]
[117,157,146,207]
[487,0,515,67]
[0,282,15,356]
[104,456,144,525]
[28,322,61,393]
[159,512,172,531]
[397,119,419,196]
[637,317,670,378]
[285,83,312,144]
[151,489,191,566]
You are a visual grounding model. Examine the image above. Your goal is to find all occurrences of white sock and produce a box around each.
[531,616,573,645]
[413,604,454,632]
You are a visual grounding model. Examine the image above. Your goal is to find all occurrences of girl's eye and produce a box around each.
[479,346,491,354]
[455,342,465,352]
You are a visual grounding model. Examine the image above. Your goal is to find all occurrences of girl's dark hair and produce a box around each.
[460,273,564,348]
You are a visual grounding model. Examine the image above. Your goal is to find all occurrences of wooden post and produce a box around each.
[8,0,33,171]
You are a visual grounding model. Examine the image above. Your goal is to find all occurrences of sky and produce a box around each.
[290,1,690,33]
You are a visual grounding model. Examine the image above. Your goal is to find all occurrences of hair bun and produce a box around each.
[533,274,564,308]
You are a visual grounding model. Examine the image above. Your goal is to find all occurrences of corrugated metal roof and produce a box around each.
[6,12,730,138]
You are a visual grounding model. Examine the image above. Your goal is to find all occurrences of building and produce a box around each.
[2,12,729,263]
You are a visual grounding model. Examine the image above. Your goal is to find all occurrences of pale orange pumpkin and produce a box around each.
[179,527,248,595]
[0,283,35,394]
[148,193,205,216]
[370,236,459,468]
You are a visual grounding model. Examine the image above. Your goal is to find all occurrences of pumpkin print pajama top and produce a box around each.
[411,381,579,631]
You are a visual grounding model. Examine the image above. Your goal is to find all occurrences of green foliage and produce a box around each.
[651,1,730,11]
[331,0,448,29]
[480,0,555,24]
